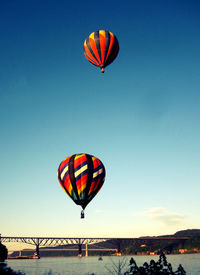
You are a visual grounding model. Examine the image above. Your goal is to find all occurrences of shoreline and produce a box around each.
[7,252,200,260]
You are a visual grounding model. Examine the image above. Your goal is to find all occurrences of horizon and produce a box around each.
[2,228,199,238]
[1,0,200,251]
[2,229,195,254]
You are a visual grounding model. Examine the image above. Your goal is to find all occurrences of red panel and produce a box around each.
[99,33,106,64]
[74,154,87,169]
[84,52,99,66]
[59,156,70,171]
[105,33,115,63]
[88,175,103,196]
[88,181,96,195]
[89,37,101,65]
[63,174,71,193]
[92,157,101,169]
[76,173,87,194]
[84,45,99,65]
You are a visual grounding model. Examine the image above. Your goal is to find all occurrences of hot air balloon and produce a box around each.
[84,30,119,73]
[57,153,106,218]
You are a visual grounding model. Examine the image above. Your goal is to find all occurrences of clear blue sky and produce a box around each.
[1,0,200,243]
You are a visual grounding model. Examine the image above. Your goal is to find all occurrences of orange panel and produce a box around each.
[99,31,106,64]
[89,37,101,65]
[84,43,99,65]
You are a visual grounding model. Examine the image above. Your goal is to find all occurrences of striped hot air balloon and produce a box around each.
[58,153,106,218]
[84,30,119,73]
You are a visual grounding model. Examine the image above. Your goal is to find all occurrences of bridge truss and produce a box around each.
[0,235,189,258]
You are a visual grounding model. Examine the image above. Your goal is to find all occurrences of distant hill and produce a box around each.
[135,229,200,254]
[174,229,200,237]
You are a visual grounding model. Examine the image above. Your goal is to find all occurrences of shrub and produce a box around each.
[0,243,8,262]
[125,252,186,275]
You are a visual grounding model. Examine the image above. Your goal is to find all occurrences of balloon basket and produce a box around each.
[81,210,85,219]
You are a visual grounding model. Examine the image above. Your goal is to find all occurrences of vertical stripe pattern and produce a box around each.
[84,30,119,72]
[58,153,105,210]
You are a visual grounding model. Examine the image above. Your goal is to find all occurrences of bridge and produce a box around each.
[0,235,189,258]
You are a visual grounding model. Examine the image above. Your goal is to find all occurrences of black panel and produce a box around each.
[104,31,110,64]
[68,154,79,202]
[94,31,102,63]
[86,37,99,64]
[105,36,119,66]
[58,164,71,198]
[82,154,94,209]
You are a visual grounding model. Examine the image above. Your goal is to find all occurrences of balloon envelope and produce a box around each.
[84,30,119,73]
[58,153,106,210]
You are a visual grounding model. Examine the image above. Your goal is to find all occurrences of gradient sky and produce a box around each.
[1,0,200,249]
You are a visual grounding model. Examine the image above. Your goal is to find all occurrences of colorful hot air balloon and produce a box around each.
[84,30,119,73]
[57,153,106,218]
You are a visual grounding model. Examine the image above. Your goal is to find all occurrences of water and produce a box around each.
[6,254,200,275]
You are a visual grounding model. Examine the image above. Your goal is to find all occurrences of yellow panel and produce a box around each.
[75,164,88,178]
[68,184,73,195]
[75,154,84,160]
[79,182,87,196]
[89,32,95,40]
[99,30,106,38]
[84,40,87,47]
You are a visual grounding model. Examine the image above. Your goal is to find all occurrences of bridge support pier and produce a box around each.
[179,240,186,250]
[116,240,122,256]
[148,240,154,254]
[35,244,40,258]
[85,244,88,257]
[78,244,82,257]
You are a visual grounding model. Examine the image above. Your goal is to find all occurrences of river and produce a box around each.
[6,254,200,275]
